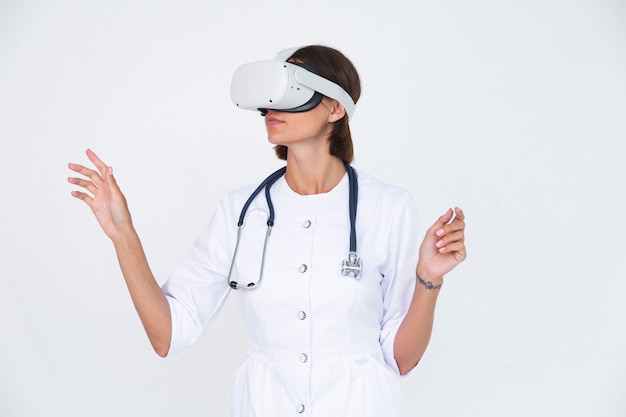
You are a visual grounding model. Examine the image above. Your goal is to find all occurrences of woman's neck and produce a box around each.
[284,152,346,195]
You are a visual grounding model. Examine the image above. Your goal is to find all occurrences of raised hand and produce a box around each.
[417,207,467,284]
[68,149,171,354]
[67,149,133,241]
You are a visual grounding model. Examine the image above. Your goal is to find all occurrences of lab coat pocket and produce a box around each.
[230,356,266,417]
[355,355,408,417]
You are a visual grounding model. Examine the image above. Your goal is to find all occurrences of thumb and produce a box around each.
[104,166,113,184]
[104,166,121,193]
[105,166,117,183]
[104,165,131,217]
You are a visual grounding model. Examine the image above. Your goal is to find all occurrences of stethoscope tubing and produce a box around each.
[228,162,360,289]
[237,166,286,227]
[345,161,358,253]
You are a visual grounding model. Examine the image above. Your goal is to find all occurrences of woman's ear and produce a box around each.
[327,99,346,122]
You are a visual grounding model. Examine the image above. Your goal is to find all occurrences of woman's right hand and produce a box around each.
[69,149,172,356]
[68,149,133,241]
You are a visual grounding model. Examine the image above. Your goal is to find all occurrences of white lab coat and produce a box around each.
[162,169,421,417]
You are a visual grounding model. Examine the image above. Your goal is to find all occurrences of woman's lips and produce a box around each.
[265,115,283,127]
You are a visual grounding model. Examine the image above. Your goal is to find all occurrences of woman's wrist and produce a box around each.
[415,265,444,291]
[111,224,139,249]
[416,273,443,291]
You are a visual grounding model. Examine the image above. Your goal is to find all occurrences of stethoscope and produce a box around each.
[227,161,362,290]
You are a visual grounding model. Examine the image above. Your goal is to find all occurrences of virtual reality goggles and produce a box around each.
[230,47,356,120]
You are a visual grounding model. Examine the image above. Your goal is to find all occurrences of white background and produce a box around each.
[1,1,625,416]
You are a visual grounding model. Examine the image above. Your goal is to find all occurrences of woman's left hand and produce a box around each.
[417,207,466,283]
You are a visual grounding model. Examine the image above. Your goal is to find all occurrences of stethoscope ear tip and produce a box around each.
[229,281,258,290]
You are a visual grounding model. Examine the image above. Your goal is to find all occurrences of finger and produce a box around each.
[435,213,466,238]
[104,166,123,195]
[70,190,94,206]
[67,162,88,174]
[67,176,98,195]
[86,149,109,178]
[439,240,467,259]
[68,163,103,188]
[454,207,465,222]
[435,230,464,249]
[428,208,453,234]
[445,216,466,234]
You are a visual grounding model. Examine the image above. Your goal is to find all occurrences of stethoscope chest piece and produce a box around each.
[341,251,362,280]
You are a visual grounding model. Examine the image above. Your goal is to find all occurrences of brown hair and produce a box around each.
[273,45,361,163]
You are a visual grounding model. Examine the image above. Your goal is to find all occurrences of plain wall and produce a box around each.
[1,0,625,416]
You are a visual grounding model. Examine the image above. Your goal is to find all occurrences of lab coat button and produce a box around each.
[298,264,308,273]
[302,220,312,229]
[299,353,308,363]
[296,404,305,413]
[297,311,306,320]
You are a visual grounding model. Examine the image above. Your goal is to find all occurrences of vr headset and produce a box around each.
[230,47,356,120]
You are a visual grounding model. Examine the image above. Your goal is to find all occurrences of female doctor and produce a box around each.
[68,45,466,416]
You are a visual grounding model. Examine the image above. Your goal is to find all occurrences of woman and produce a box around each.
[68,45,466,416]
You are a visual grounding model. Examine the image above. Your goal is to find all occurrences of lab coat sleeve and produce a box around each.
[378,190,421,377]
[162,199,234,356]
